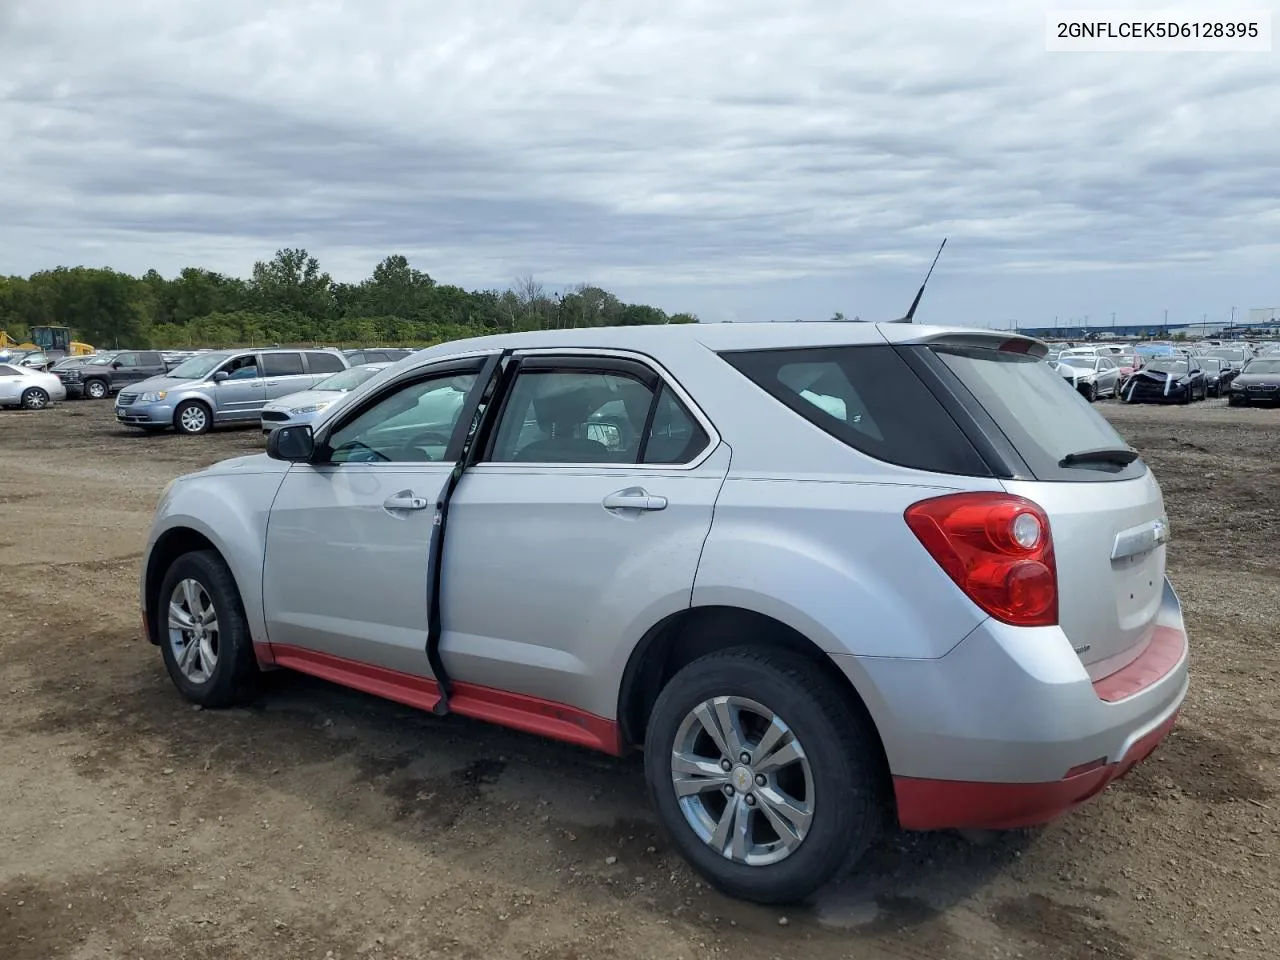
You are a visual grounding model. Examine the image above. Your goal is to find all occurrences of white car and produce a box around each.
[0,362,67,409]
[260,363,392,435]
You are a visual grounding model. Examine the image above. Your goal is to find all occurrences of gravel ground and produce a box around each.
[1,397,1277,960]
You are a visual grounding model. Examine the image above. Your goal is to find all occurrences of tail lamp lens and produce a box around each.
[904,493,1058,627]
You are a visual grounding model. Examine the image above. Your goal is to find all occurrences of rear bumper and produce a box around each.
[837,577,1189,831]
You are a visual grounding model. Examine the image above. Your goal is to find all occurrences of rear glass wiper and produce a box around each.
[1058,447,1139,468]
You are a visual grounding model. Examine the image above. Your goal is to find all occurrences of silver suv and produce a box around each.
[139,323,1189,903]
[116,348,349,434]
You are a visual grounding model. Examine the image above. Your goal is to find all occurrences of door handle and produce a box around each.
[384,491,429,511]
[602,488,667,511]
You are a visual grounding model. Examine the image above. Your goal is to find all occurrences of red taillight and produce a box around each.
[904,492,1058,627]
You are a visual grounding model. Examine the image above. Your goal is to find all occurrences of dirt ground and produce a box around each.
[1,397,1277,960]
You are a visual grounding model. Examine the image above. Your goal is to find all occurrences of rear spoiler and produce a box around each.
[876,326,1050,360]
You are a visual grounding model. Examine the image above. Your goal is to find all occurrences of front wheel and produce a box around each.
[84,378,109,399]
[1081,383,1097,402]
[174,400,212,435]
[157,549,258,707]
[644,648,884,904]
[20,387,49,410]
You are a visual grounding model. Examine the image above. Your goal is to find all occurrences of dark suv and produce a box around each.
[58,351,168,399]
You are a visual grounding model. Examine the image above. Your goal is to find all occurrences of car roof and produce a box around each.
[410,321,1040,362]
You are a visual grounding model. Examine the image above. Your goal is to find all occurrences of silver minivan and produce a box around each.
[116,348,349,434]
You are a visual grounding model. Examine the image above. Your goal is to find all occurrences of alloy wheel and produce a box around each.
[167,578,220,684]
[669,696,814,867]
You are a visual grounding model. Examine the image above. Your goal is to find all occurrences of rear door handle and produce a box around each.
[384,491,430,511]
[602,488,667,511]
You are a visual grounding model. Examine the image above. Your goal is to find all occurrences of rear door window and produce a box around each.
[721,345,990,475]
[262,352,305,377]
[306,351,346,374]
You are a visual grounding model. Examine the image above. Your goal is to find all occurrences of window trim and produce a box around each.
[309,354,492,465]
[471,348,718,471]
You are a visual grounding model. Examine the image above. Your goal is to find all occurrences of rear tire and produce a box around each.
[644,647,885,904]
[84,378,109,399]
[20,387,49,410]
[174,400,212,435]
[156,549,258,707]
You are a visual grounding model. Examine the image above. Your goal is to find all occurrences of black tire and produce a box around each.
[84,378,109,399]
[644,647,885,904]
[156,549,258,707]
[1081,382,1096,402]
[174,400,212,435]
[20,387,49,410]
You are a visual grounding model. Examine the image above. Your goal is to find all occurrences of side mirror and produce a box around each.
[213,371,230,383]
[266,424,316,462]
[111,361,122,369]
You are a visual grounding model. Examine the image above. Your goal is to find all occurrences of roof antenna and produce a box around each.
[889,237,947,323]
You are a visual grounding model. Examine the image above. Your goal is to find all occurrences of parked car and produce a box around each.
[0,362,67,409]
[1122,357,1207,403]
[1203,347,1250,377]
[1227,357,1280,406]
[1053,355,1122,401]
[56,350,168,399]
[9,350,55,372]
[139,323,1189,904]
[344,347,415,365]
[1196,358,1231,397]
[260,362,392,435]
[116,348,349,434]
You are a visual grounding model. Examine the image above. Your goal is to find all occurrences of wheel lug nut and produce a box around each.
[745,794,756,806]
[739,753,751,764]
[755,774,766,787]
[723,784,735,796]
[720,759,732,772]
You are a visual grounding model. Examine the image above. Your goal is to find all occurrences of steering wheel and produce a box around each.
[398,430,453,461]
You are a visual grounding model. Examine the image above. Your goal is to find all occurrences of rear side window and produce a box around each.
[307,351,345,374]
[139,352,164,365]
[933,346,1144,481]
[721,346,990,475]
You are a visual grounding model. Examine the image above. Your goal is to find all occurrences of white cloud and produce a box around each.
[1,0,1277,324]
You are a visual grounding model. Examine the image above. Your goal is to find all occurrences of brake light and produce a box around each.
[904,492,1058,627]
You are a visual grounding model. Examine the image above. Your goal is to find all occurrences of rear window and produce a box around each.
[720,345,991,475]
[933,346,1144,481]
[307,351,345,374]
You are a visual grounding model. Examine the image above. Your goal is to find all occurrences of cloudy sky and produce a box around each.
[2,0,1277,326]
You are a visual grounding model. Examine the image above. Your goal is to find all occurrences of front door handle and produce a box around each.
[602,488,667,512]
[384,491,429,511]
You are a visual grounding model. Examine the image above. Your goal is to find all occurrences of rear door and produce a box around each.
[441,352,728,717]
[261,352,313,402]
[134,351,168,384]
[923,341,1168,677]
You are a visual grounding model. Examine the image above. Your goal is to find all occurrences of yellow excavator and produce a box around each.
[0,326,94,359]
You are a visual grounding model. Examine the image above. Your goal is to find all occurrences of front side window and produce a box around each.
[219,355,259,381]
[327,373,477,463]
[114,352,139,367]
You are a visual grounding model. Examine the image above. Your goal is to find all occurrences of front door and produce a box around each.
[211,353,264,420]
[261,358,486,675]
[441,354,728,720]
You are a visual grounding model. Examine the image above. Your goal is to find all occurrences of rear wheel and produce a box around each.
[20,387,49,410]
[157,549,258,707]
[644,647,884,904]
[174,400,211,435]
[84,378,109,399]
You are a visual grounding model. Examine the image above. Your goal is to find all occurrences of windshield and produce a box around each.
[314,365,385,392]
[1144,359,1188,375]
[1243,359,1280,375]
[1200,358,1223,370]
[1206,349,1246,361]
[168,352,230,379]
[1058,357,1097,370]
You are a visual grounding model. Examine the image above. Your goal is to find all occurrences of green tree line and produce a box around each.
[0,249,697,350]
